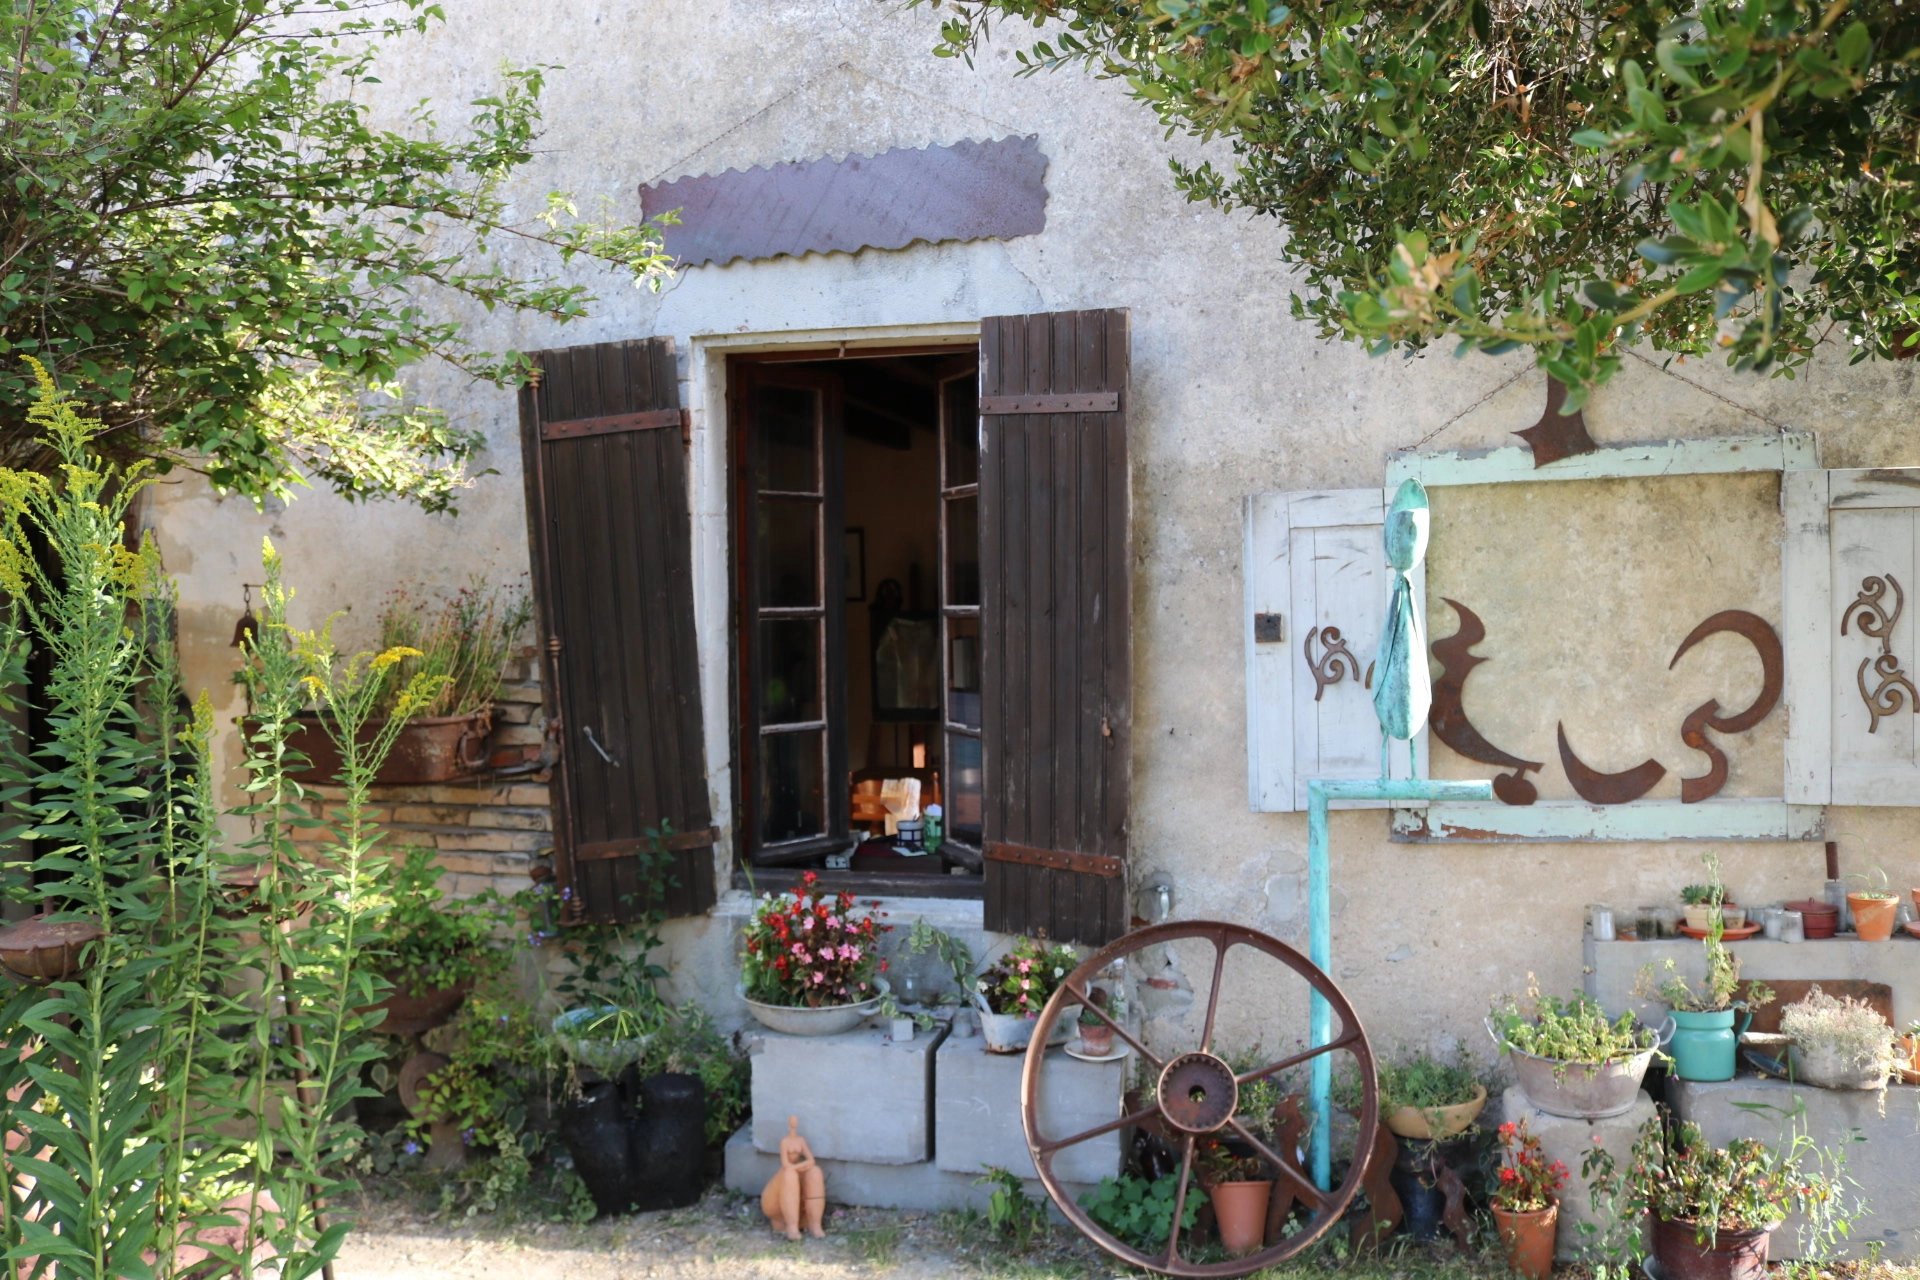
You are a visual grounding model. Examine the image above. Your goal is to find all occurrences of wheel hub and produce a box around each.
[1157,1051,1237,1134]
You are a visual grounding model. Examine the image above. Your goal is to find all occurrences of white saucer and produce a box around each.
[1064,1040,1130,1063]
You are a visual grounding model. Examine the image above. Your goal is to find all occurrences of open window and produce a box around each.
[730,350,984,895]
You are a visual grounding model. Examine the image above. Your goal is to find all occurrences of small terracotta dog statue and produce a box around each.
[761,1116,826,1241]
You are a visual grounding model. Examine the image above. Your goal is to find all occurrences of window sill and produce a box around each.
[713,887,985,931]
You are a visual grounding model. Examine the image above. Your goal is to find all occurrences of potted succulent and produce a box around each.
[1488,985,1669,1119]
[1636,914,1773,1082]
[1590,1119,1844,1280]
[1077,988,1116,1056]
[286,582,531,785]
[1780,986,1895,1090]
[1489,1119,1568,1280]
[1845,867,1899,942]
[1195,1076,1283,1256]
[974,937,1080,1054]
[1678,882,1725,933]
[1373,1048,1487,1140]
[367,847,510,1037]
[738,871,890,1035]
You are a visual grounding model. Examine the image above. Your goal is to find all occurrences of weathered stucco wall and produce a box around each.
[146,0,1920,1058]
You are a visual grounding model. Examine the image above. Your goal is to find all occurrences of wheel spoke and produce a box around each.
[1066,982,1163,1071]
[1234,1028,1361,1087]
[1163,1133,1196,1269]
[1198,933,1231,1054]
[1035,1100,1162,1154]
[1232,1116,1332,1214]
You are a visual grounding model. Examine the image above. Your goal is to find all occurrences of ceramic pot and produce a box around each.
[368,974,474,1038]
[742,979,887,1038]
[1848,893,1898,942]
[1669,1008,1751,1083]
[1382,1083,1488,1140]
[1492,1202,1558,1280]
[1491,1017,1670,1119]
[1207,1180,1272,1255]
[976,994,1071,1054]
[1652,1216,1773,1280]
[1785,899,1837,939]
[552,1006,652,1073]
[1683,904,1720,932]
[1789,1038,1890,1090]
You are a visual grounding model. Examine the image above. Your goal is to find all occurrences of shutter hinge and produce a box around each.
[681,407,693,448]
[547,635,563,657]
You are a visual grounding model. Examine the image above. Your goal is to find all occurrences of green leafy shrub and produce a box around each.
[377,846,512,997]
[1377,1048,1484,1114]
[977,1166,1049,1250]
[374,582,532,719]
[1079,1172,1202,1254]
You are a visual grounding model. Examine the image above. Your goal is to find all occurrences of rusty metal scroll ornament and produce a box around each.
[1668,610,1784,803]
[1303,625,1361,701]
[1557,725,1667,805]
[1428,599,1543,806]
[1513,377,1599,468]
[1841,574,1918,733]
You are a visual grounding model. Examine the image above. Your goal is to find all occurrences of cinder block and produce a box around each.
[935,1037,1124,1186]
[1498,1087,1657,1261]
[751,1025,943,1164]
[1672,1077,1919,1260]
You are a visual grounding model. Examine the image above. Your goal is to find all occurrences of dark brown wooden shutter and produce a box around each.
[518,338,716,923]
[979,309,1130,946]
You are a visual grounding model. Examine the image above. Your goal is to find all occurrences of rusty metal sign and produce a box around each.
[640,135,1048,267]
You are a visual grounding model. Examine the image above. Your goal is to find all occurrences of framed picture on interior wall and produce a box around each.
[844,528,865,602]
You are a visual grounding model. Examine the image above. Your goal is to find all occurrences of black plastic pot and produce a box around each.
[558,1070,708,1217]
[1389,1163,1446,1241]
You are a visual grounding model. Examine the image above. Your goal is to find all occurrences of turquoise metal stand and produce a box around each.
[1304,775,1492,1191]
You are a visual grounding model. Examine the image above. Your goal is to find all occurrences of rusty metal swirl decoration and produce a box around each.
[1858,652,1920,733]
[1302,626,1359,702]
[1842,574,1917,733]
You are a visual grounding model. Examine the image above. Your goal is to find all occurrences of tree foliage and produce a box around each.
[926,1,1920,405]
[0,0,674,510]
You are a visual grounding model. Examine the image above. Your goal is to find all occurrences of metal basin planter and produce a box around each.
[1490,1016,1671,1119]
[741,979,887,1038]
[283,710,491,786]
[976,993,1072,1054]
[552,1006,653,1074]
[0,917,105,983]
[1652,1216,1774,1280]
[1788,1039,1890,1090]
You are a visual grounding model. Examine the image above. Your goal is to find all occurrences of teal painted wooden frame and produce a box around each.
[1383,431,1825,844]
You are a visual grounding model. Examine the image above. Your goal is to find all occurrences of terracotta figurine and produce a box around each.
[761,1116,826,1241]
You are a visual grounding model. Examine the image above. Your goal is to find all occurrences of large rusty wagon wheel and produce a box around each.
[1019,921,1378,1279]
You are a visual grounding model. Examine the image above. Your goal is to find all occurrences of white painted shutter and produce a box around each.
[1245,488,1420,812]
[1784,467,1920,805]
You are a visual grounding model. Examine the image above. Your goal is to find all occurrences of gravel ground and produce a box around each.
[333,1186,1109,1280]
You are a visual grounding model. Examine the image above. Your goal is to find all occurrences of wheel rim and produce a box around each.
[1018,920,1378,1278]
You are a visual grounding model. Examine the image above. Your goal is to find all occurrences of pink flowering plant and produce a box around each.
[740,871,891,1008]
[976,937,1080,1018]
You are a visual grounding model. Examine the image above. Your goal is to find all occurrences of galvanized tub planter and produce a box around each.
[1787,1039,1891,1090]
[740,978,887,1038]
[1488,1016,1672,1119]
[283,709,491,786]
[975,994,1072,1054]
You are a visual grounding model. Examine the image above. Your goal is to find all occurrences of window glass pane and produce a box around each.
[946,732,983,846]
[759,730,825,845]
[754,384,819,492]
[757,497,820,608]
[759,618,820,725]
[945,493,979,608]
[945,613,981,728]
[942,376,978,488]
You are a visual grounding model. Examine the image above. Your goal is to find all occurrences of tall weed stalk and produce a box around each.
[0,363,433,1278]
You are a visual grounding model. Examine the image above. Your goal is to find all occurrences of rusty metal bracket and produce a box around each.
[541,407,685,441]
[979,392,1120,415]
[984,842,1123,877]
[577,827,720,862]
[1302,625,1360,701]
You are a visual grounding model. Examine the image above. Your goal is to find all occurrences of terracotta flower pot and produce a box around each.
[1683,904,1720,932]
[1652,1216,1773,1280]
[365,974,474,1038]
[1078,1021,1115,1055]
[0,917,104,983]
[1383,1083,1488,1140]
[1847,893,1897,942]
[1492,1202,1558,1280]
[1207,1180,1272,1255]
[1785,899,1837,939]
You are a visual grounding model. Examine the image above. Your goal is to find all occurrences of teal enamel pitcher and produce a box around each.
[1668,1006,1751,1082]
